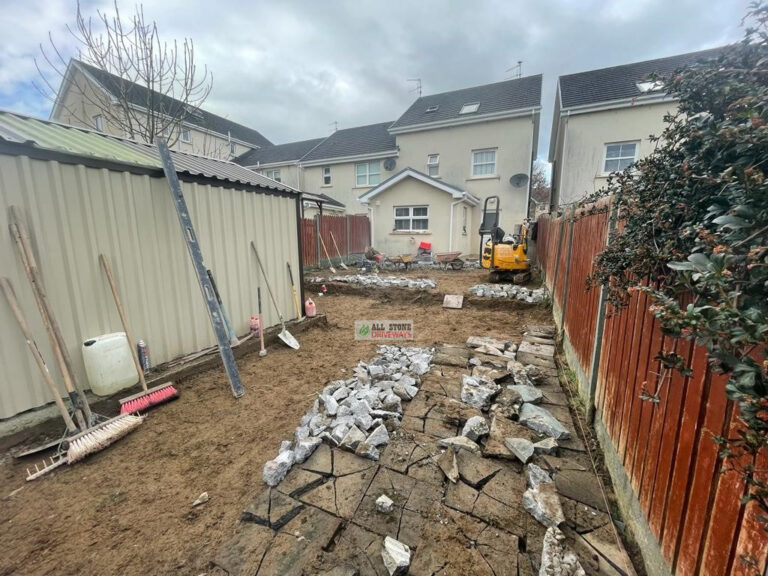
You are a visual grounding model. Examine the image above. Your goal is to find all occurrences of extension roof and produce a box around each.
[235,137,325,167]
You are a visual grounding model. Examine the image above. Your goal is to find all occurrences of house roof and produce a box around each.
[301,121,396,163]
[235,137,326,167]
[0,111,295,194]
[558,47,725,110]
[390,75,542,132]
[71,60,273,148]
[302,191,345,210]
[358,167,479,206]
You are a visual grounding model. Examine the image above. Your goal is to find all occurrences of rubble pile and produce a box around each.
[469,283,549,303]
[306,275,436,289]
[262,345,434,486]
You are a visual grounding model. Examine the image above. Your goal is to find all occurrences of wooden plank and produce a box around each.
[699,407,747,576]
[617,289,647,460]
[601,303,626,440]
[660,346,709,562]
[611,288,639,447]
[731,449,768,575]
[647,339,694,538]
[674,371,730,575]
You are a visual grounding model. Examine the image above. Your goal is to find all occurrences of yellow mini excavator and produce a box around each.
[479,195,531,283]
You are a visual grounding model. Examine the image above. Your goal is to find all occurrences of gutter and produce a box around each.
[560,93,675,116]
[389,106,541,135]
[301,149,399,168]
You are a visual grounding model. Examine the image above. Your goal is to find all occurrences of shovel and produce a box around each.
[251,242,299,350]
[330,232,349,270]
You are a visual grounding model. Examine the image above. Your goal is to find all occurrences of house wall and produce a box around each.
[553,102,674,207]
[394,114,537,237]
[366,178,475,256]
[0,153,300,419]
[302,160,398,215]
[254,163,301,190]
[53,68,256,161]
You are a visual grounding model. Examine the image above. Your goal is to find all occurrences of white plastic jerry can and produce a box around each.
[82,332,139,396]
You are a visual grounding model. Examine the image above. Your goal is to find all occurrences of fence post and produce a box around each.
[586,201,617,423]
[549,216,565,296]
[557,206,576,337]
[345,216,351,260]
[314,213,322,268]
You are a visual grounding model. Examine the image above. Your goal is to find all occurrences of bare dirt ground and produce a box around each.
[0,269,550,576]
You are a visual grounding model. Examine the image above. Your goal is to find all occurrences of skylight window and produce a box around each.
[636,80,664,93]
[426,105,439,113]
[459,102,480,114]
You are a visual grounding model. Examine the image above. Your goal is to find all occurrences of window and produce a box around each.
[426,105,439,113]
[460,102,480,115]
[180,128,191,143]
[394,206,429,231]
[427,154,439,177]
[603,142,638,173]
[355,161,381,187]
[265,169,281,182]
[93,114,104,132]
[322,166,332,186]
[472,148,497,176]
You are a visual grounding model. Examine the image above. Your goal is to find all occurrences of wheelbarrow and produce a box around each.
[388,254,414,270]
[435,252,464,270]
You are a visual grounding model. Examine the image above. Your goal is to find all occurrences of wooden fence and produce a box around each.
[535,206,767,576]
[301,213,370,269]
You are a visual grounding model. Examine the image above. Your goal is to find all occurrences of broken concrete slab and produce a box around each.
[438,435,481,455]
[534,437,559,455]
[423,417,457,439]
[504,437,535,464]
[481,468,527,508]
[519,403,571,440]
[523,482,565,528]
[466,336,511,350]
[277,467,326,498]
[527,463,553,489]
[294,436,322,464]
[336,469,377,519]
[263,450,295,486]
[301,442,333,476]
[340,425,367,451]
[437,448,459,483]
[355,442,381,461]
[460,374,501,411]
[483,415,535,460]
[366,424,390,447]
[455,449,502,488]
[510,384,544,404]
[381,536,410,576]
[445,480,479,514]
[472,492,524,536]
[404,480,442,515]
[242,489,304,530]
[560,496,611,534]
[539,526,586,576]
[461,414,490,441]
[241,489,270,526]
[333,448,377,477]
[213,523,273,576]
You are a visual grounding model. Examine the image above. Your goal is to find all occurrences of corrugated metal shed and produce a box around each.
[0,111,296,194]
[0,111,302,420]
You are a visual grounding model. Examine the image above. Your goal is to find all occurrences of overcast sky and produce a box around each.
[0,0,745,162]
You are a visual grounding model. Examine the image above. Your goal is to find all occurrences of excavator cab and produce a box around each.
[478,195,531,283]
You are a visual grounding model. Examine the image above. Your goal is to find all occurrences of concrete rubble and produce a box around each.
[262,345,435,485]
[221,327,635,576]
[307,274,437,290]
[469,283,549,303]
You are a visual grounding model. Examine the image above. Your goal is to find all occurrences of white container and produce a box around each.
[82,332,139,396]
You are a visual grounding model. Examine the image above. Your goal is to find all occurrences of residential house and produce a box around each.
[51,59,272,159]
[548,47,723,209]
[238,75,542,257]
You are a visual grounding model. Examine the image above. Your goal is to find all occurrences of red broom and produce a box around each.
[99,254,179,414]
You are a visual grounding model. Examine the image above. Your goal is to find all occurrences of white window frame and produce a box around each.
[322,166,332,186]
[427,154,439,177]
[93,114,104,132]
[602,141,638,175]
[265,169,281,182]
[471,148,497,177]
[393,205,429,232]
[180,128,191,143]
[355,161,381,187]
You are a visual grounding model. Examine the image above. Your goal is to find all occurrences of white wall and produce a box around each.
[0,153,300,418]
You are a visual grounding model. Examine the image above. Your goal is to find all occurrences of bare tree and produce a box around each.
[36,1,212,148]
[529,161,551,213]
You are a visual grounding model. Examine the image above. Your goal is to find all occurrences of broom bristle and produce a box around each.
[66,414,143,463]
[120,384,179,415]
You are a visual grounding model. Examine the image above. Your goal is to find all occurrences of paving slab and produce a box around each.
[483,415,535,460]
[404,399,432,419]
[366,467,416,508]
[269,491,306,529]
[405,480,443,515]
[423,417,457,439]
[314,524,388,576]
[398,508,428,550]
[352,494,403,538]
[213,524,273,575]
[540,454,588,472]
[477,544,518,576]
[561,496,611,533]
[480,467,527,508]
[241,488,270,526]
[299,478,339,516]
[555,469,609,512]
[378,434,416,474]
[302,442,333,476]
[455,449,502,488]
[401,414,425,433]
[406,458,444,485]
[336,468,377,518]
[445,480,479,514]
[277,467,327,498]
[435,398,484,425]
[433,352,468,367]
[333,448,377,476]
[472,492,524,536]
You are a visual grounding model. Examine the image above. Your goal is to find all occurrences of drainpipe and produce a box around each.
[524,109,535,219]
[366,204,375,248]
[448,199,464,252]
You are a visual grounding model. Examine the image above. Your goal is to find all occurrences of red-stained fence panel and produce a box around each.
[301,218,318,268]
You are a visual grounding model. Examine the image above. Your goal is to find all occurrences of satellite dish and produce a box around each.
[510,173,529,188]
[383,158,396,171]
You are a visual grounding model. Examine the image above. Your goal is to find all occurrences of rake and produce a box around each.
[330,232,349,270]
[99,254,179,415]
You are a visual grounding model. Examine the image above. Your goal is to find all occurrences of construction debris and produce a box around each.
[539,527,586,576]
[381,536,411,575]
[307,275,436,290]
[519,403,571,440]
[469,284,548,303]
[376,494,395,514]
[461,415,490,441]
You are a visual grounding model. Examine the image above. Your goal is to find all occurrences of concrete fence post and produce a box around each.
[586,201,617,423]
[549,214,566,299]
[345,215,351,259]
[314,213,322,268]
[557,206,577,337]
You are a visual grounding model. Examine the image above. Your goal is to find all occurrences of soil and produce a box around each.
[0,269,550,576]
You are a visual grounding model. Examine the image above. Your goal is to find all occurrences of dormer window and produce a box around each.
[426,105,439,113]
[459,102,480,114]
